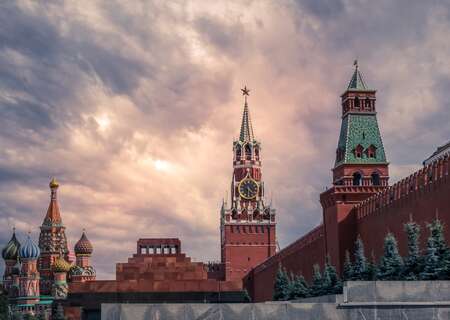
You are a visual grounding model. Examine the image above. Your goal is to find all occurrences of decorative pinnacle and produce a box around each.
[239,85,255,142]
[241,85,250,104]
[347,60,368,90]
[49,177,59,189]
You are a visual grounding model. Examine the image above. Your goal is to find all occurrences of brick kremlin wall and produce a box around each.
[356,156,450,260]
[244,225,326,302]
[246,156,450,302]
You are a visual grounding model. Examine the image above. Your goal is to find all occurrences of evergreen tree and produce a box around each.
[342,250,353,281]
[365,251,378,281]
[377,233,404,280]
[0,292,8,320]
[288,274,310,300]
[429,219,450,279]
[323,257,343,294]
[420,242,442,280]
[352,236,367,280]
[273,265,290,301]
[403,221,422,280]
[310,264,325,297]
[419,219,450,280]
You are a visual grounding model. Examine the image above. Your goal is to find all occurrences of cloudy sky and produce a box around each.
[1,0,449,279]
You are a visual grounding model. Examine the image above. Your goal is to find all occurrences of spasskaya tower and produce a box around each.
[220,86,276,282]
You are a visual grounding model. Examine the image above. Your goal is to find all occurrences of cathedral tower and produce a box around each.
[70,231,96,282]
[1,229,21,294]
[220,87,276,282]
[18,234,41,313]
[320,62,389,272]
[38,178,69,294]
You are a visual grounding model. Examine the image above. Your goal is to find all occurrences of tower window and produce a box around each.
[365,98,371,110]
[355,97,360,109]
[353,172,362,186]
[354,144,364,158]
[244,144,252,160]
[367,145,377,158]
[371,172,381,186]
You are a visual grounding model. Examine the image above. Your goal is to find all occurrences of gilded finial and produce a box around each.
[49,177,59,189]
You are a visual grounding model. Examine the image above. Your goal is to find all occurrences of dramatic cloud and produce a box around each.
[1,0,449,279]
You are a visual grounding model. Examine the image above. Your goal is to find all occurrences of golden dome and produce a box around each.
[53,257,71,273]
[49,178,59,189]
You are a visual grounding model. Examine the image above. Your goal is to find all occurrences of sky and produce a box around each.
[1,0,450,279]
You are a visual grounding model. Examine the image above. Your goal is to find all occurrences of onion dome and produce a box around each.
[74,231,93,255]
[69,265,83,276]
[2,230,21,261]
[53,257,72,273]
[49,177,59,189]
[19,234,41,259]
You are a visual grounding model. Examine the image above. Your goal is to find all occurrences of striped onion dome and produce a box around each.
[74,231,93,255]
[2,231,21,261]
[53,257,72,273]
[19,234,40,259]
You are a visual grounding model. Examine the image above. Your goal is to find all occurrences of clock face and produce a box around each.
[238,178,259,199]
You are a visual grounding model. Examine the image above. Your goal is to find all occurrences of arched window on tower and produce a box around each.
[353,172,362,186]
[355,97,360,109]
[365,98,371,110]
[371,172,381,186]
[245,144,252,160]
[367,145,377,158]
[235,145,241,161]
[354,144,364,158]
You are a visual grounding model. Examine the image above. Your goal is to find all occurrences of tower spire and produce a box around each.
[239,86,254,142]
[43,178,62,226]
[347,60,369,90]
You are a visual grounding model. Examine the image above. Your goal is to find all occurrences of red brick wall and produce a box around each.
[356,157,450,261]
[245,225,325,302]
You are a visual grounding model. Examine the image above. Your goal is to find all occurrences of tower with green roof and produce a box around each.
[333,61,389,186]
[320,62,389,274]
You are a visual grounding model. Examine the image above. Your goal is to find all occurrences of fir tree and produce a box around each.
[323,257,343,294]
[288,274,310,300]
[342,250,353,281]
[273,265,290,301]
[419,219,450,280]
[428,219,450,279]
[310,264,325,297]
[365,251,378,281]
[403,221,422,280]
[352,236,367,280]
[420,242,442,280]
[377,233,404,280]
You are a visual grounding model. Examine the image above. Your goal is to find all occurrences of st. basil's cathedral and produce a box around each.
[1,179,95,317]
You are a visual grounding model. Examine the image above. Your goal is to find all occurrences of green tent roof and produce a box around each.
[335,113,387,167]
